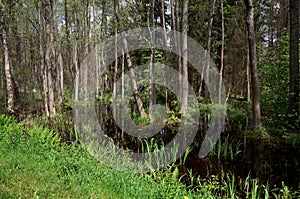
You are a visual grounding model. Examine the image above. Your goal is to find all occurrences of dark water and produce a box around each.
[184,135,300,189]
[95,103,300,189]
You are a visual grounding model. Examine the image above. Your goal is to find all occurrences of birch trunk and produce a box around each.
[2,24,14,114]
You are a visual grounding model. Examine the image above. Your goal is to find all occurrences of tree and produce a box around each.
[1,15,14,114]
[51,0,64,104]
[288,0,299,121]
[114,0,146,118]
[37,0,56,117]
[149,0,156,114]
[219,0,224,105]
[44,1,56,117]
[181,0,189,115]
[206,0,216,98]
[82,0,89,101]
[176,0,182,99]
[244,0,261,130]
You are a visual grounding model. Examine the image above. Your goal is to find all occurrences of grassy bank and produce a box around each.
[0,115,298,198]
[0,115,213,198]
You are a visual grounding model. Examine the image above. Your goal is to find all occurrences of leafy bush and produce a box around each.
[259,30,298,135]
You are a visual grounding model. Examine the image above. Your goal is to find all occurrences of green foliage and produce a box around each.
[283,133,300,148]
[26,126,61,147]
[226,100,251,132]
[21,112,75,142]
[0,115,25,149]
[259,30,298,135]
[272,182,300,199]
[97,94,112,104]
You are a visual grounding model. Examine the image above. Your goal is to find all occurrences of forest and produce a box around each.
[0,0,299,198]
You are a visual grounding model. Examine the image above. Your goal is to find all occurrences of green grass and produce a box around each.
[0,115,298,199]
[0,115,214,199]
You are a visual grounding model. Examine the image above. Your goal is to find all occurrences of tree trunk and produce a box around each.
[219,0,224,105]
[38,1,49,116]
[98,0,107,98]
[2,23,15,114]
[121,47,125,140]
[176,0,182,100]
[170,0,177,56]
[200,0,215,98]
[73,4,79,101]
[244,0,261,130]
[83,0,89,100]
[149,0,156,114]
[181,0,189,115]
[52,0,64,104]
[288,0,299,121]
[246,50,251,102]
[65,0,72,85]
[161,0,168,56]
[45,15,56,117]
[113,28,118,139]
[43,2,56,117]
[114,0,146,118]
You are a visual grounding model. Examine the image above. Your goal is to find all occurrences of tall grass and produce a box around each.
[209,135,242,160]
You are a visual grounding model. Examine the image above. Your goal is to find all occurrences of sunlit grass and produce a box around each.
[0,115,208,198]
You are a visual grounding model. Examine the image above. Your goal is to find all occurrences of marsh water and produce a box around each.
[184,135,300,188]
[92,103,300,190]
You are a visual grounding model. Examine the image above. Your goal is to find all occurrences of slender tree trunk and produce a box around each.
[114,0,146,118]
[121,47,125,140]
[176,0,182,100]
[219,0,224,105]
[45,12,56,117]
[65,0,72,85]
[246,43,251,102]
[83,0,89,100]
[73,3,79,101]
[181,0,189,115]
[170,0,176,110]
[2,24,14,114]
[98,0,107,98]
[244,0,261,130]
[73,41,79,101]
[288,0,300,121]
[38,1,49,116]
[113,28,118,140]
[200,0,215,98]
[52,0,64,104]
[170,0,176,52]
[149,0,156,114]
[42,2,56,117]
[161,0,168,55]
